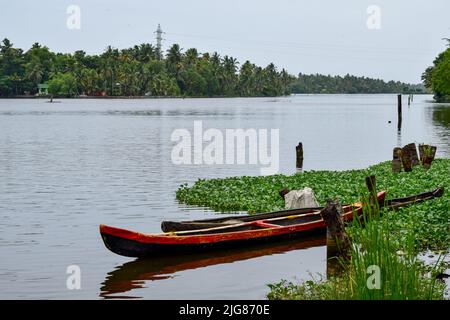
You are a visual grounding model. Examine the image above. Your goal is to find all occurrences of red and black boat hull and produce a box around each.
[100,226,326,257]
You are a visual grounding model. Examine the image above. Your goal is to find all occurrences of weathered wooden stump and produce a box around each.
[392,147,402,173]
[403,143,420,167]
[320,200,351,259]
[419,144,437,169]
[401,145,413,172]
[295,142,303,170]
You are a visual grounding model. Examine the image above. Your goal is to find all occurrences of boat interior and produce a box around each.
[170,212,327,236]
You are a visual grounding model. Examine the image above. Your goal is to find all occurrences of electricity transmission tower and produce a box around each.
[155,24,164,59]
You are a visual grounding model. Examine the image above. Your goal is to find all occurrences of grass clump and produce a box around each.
[267,205,447,300]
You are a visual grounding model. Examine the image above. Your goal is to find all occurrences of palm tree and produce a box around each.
[1,38,24,76]
[222,55,238,95]
[131,43,156,63]
[280,68,293,95]
[239,60,255,96]
[166,44,183,76]
[201,52,210,61]
[25,60,44,88]
[210,52,221,66]
[100,46,119,95]
[80,68,100,95]
[184,48,198,66]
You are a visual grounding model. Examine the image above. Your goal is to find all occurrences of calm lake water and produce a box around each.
[0,94,449,299]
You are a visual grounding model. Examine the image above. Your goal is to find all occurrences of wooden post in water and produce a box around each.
[295,142,304,170]
[320,200,351,259]
[397,94,402,131]
[408,95,411,106]
[392,147,402,173]
[322,199,351,277]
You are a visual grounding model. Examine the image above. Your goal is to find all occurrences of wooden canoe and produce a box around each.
[100,192,386,258]
[161,187,444,232]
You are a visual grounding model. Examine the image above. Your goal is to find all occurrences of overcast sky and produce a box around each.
[1,0,449,83]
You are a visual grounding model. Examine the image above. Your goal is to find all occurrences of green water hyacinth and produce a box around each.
[177,159,450,251]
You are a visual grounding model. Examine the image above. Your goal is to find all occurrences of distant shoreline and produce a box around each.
[0,93,430,100]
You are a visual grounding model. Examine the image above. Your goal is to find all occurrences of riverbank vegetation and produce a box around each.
[177,159,449,299]
[0,38,293,97]
[290,73,426,94]
[267,211,447,299]
[423,39,450,102]
[0,38,423,98]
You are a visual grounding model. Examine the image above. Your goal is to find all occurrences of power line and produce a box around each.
[164,31,439,56]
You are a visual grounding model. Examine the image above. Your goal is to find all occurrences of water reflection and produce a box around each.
[429,104,450,156]
[99,236,326,299]
[432,105,450,128]
[397,129,402,148]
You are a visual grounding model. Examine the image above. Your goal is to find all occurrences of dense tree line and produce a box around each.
[290,73,426,94]
[0,38,293,97]
[422,39,450,102]
[0,38,425,98]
